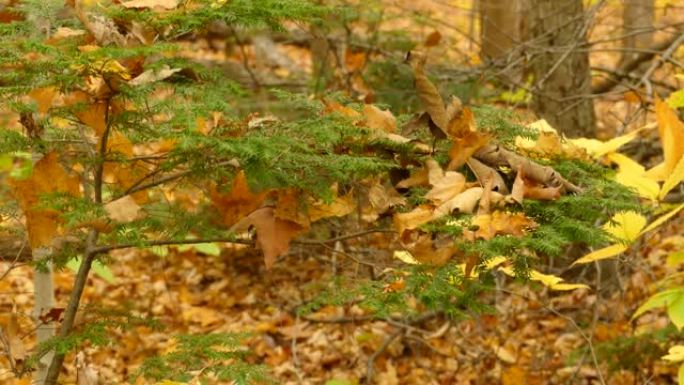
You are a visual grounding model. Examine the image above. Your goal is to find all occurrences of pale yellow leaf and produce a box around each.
[394,250,421,265]
[606,152,645,175]
[572,244,627,265]
[433,187,483,218]
[640,203,684,236]
[121,0,180,9]
[660,155,684,200]
[646,162,668,182]
[568,129,640,158]
[549,283,590,291]
[615,171,660,201]
[663,345,684,362]
[603,211,646,243]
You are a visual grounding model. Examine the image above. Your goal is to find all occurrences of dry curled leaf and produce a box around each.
[211,170,267,227]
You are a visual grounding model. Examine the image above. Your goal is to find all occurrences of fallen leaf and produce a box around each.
[363,104,396,133]
[448,130,491,170]
[394,205,434,235]
[309,190,356,222]
[75,351,99,385]
[425,171,466,204]
[128,65,182,86]
[407,51,447,135]
[121,0,180,10]
[468,211,536,240]
[433,187,484,218]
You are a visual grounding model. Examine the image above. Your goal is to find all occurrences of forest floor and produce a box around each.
[2,213,682,384]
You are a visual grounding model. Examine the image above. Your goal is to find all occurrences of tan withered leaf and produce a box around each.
[509,167,561,204]
[232,207,304,269]
[433,187,483,219]
[9,151,81,248]
[121,0,180,10]
[394,205,433,235]
[445,106,475,138]
[448,130,492,170]
[323,100,361,120]
[466,158,509,194]
[407,51,447,135]
[65,91,107,135]
[396,167,429,189]
[275,189,310,229]
[425,171,466,204]
[363,104,396,133]
[104,195,144,223]
[309,190,356,222]
[28,87,58,115]
[364,183,405,221]
[467,211,537,241]
[408,235,455,265]
[211,170,267,227]
[103,132,148,204]
[5,310,26,365]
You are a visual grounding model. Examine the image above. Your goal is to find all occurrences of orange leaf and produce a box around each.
[28,87,57,115]
[424,31,442,47]
[275,189,310,229]
[468,211,536,241]
[447,130,491,170]
[344,49,366,72]
[655,98,684,176]
[394,205,434,235]
[232,207,304,269]
[211,170,267,227]
[10,152,81,248]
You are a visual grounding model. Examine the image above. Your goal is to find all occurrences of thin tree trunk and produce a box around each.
[479,0,524,62]
[621,0,654,65]
[529,0,596,138]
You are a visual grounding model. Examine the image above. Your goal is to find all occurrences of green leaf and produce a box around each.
[667,89,684,109]
[149,245,169,257]
[670,294,684,330]
[66,257,116,284]
[325,379,357,385]
[633,287,684,320]
[192,243,221,256]
[667,251,684,266]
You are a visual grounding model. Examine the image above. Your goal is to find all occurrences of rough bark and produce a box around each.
[479,0,525,61]
[529,0,596,138]
[621,0,654,65]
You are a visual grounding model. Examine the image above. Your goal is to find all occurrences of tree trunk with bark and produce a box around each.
[621,0,654,65]
[479,0,525,62]
[529,0,596,137]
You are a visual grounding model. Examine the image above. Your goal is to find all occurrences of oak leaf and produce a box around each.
[363,104,396,133]
[211,170,267,227]
[10,151,81,248]
[231,207,304,269]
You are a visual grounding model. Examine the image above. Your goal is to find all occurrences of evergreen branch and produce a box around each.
[89,229,395,255]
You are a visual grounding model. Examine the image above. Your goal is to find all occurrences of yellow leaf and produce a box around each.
[572,244,627,265]
[661,155,684,200]
[394,250,421,265]
[663,345,684,362]
[615,171,660,201]
[606,152,645,175]
[646,162,668,182]
[529,270,563,286]
[568,129,640,158]
[433,187,483,218]
[640,203,684,236]
[655,98,684,176]
[603,211,646,243]
[393,205,433,234]
[549,283,590,291]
